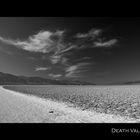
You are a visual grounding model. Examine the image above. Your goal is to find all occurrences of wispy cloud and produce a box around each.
[94,39,118,47]
[0,30,74,65]
[0,30,65,53]
[74,28,119,50]
[35,66,51,71]
[49,54,70,65]
[57,44,77,55]
[48,73,62,78]
[49,55,61,64]
[75,28,102,39]
[48,44,77,65]
[65,62,91,78]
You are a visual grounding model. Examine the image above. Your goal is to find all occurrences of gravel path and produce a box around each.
[0,86,138,123]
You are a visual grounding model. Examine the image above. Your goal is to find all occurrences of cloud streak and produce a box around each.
[49,55,61,64]
[48,73,62,78]
[75,28,102,39]
[94,39,118,47]
[65,62,91,78]
[35,66,51,71]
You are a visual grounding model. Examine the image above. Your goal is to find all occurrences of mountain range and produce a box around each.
[0,72,93,85]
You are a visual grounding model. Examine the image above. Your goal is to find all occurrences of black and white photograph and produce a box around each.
[0,17,140,125]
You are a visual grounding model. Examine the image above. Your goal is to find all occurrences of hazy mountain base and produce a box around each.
[0,72,92,85]
[3,85,140,121]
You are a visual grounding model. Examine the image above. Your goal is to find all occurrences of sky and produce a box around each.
[0,17,140,84]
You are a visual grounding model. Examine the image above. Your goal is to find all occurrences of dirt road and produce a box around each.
[0,86,138,123]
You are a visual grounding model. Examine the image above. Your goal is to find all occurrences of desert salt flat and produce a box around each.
[0,86,138,123]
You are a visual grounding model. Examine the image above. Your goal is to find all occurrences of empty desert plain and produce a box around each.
[0,86,139,123]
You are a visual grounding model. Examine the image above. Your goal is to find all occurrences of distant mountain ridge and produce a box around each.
[0,72,93,85]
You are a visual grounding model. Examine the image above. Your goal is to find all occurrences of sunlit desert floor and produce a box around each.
[0,86,138,123]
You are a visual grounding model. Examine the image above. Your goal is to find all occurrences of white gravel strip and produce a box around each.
[0,86,139,123]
